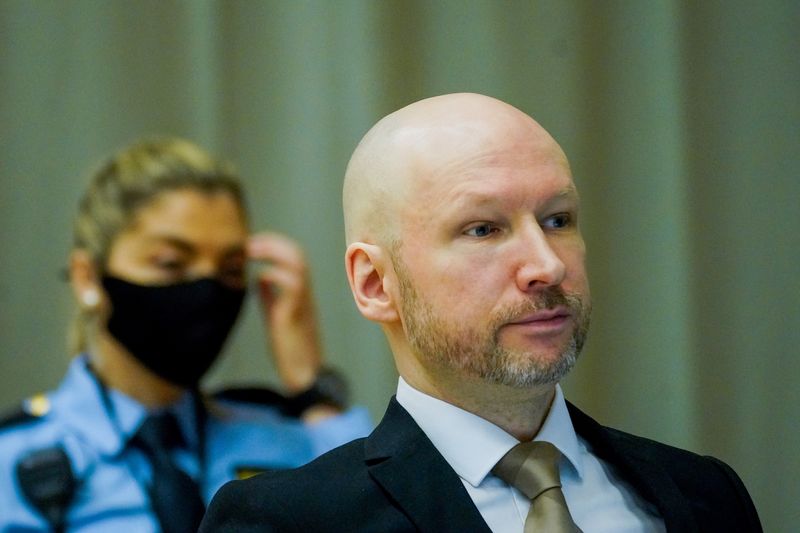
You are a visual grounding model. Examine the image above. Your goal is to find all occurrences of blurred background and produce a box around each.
[1,1,797,530]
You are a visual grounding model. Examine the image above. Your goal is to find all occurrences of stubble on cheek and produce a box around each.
[393,246,591,387]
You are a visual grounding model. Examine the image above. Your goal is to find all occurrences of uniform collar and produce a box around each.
[51,354,199,456]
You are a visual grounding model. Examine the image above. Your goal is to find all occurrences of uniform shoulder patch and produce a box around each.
[0,394,51,431]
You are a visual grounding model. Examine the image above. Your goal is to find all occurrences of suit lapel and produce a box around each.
[364,398,492,533]
[567,402,699,532]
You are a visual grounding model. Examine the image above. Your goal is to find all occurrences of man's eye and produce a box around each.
[465,224,497,238]
[543,213,572,229]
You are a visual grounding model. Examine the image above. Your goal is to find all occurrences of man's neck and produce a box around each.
[401,368,556,442]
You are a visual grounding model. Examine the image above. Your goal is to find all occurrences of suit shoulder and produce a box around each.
[569,403,756,490]
[204,438,373,531]
[568,401,709,464]
[601,423,723,471]
[220,437,371,508]
[253,435,369,487]
[575,409,761,528]
[611,427,760,526]
[603,424,701,458]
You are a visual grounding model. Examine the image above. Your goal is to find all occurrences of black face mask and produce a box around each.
[101,276,246,388]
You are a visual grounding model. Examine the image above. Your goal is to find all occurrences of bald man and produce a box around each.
[201,94,761,532]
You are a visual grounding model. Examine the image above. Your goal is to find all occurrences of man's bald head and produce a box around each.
[342,93,567,246]
[342,93,588,410]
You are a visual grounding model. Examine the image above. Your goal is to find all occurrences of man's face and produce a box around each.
[389,129,591,388]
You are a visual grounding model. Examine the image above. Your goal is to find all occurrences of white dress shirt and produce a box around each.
[396,378,665,533]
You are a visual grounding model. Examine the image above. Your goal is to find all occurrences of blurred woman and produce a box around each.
[0,138,371,532]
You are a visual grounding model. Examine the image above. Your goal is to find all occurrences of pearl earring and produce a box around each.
[82,289,100,308]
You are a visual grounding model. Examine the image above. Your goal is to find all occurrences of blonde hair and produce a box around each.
[69,137,245,354]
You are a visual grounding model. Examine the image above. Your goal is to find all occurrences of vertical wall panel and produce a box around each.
[566,1,696,449]
[682,2,800,529]
[0,1,796,528]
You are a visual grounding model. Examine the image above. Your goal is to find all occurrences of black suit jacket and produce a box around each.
[200,397,761,532]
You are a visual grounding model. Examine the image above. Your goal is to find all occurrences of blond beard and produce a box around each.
[392,251,590,388]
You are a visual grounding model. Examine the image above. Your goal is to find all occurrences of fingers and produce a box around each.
[247,232,307,273]
[247,232,323,392]
[247,232,314,320]
[254,263,303,303]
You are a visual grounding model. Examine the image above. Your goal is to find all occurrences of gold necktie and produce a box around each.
[492,441,581,533]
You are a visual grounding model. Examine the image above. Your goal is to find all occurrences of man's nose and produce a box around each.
[513,225,566,292]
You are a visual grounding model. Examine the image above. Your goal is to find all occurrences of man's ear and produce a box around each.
[345,242,399,323]
[69,249,102,311]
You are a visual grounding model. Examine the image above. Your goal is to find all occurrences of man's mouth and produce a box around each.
[506,307,572,333]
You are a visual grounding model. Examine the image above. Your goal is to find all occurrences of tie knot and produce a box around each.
[134,411,186,453]
[492,440,563,500]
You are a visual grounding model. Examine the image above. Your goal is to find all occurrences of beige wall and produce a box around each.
[1,1,797,530]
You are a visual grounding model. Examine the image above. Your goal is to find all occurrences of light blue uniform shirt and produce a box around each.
[0,355,372,531]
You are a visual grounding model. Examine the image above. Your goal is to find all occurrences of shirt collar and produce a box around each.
[51,354,199,456]
[396,377,584,488]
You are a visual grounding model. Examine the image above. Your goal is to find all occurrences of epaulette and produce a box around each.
[0,393,51,431]
[212,370,348,418]
[212,385,325,418]
[212,386,290,410]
